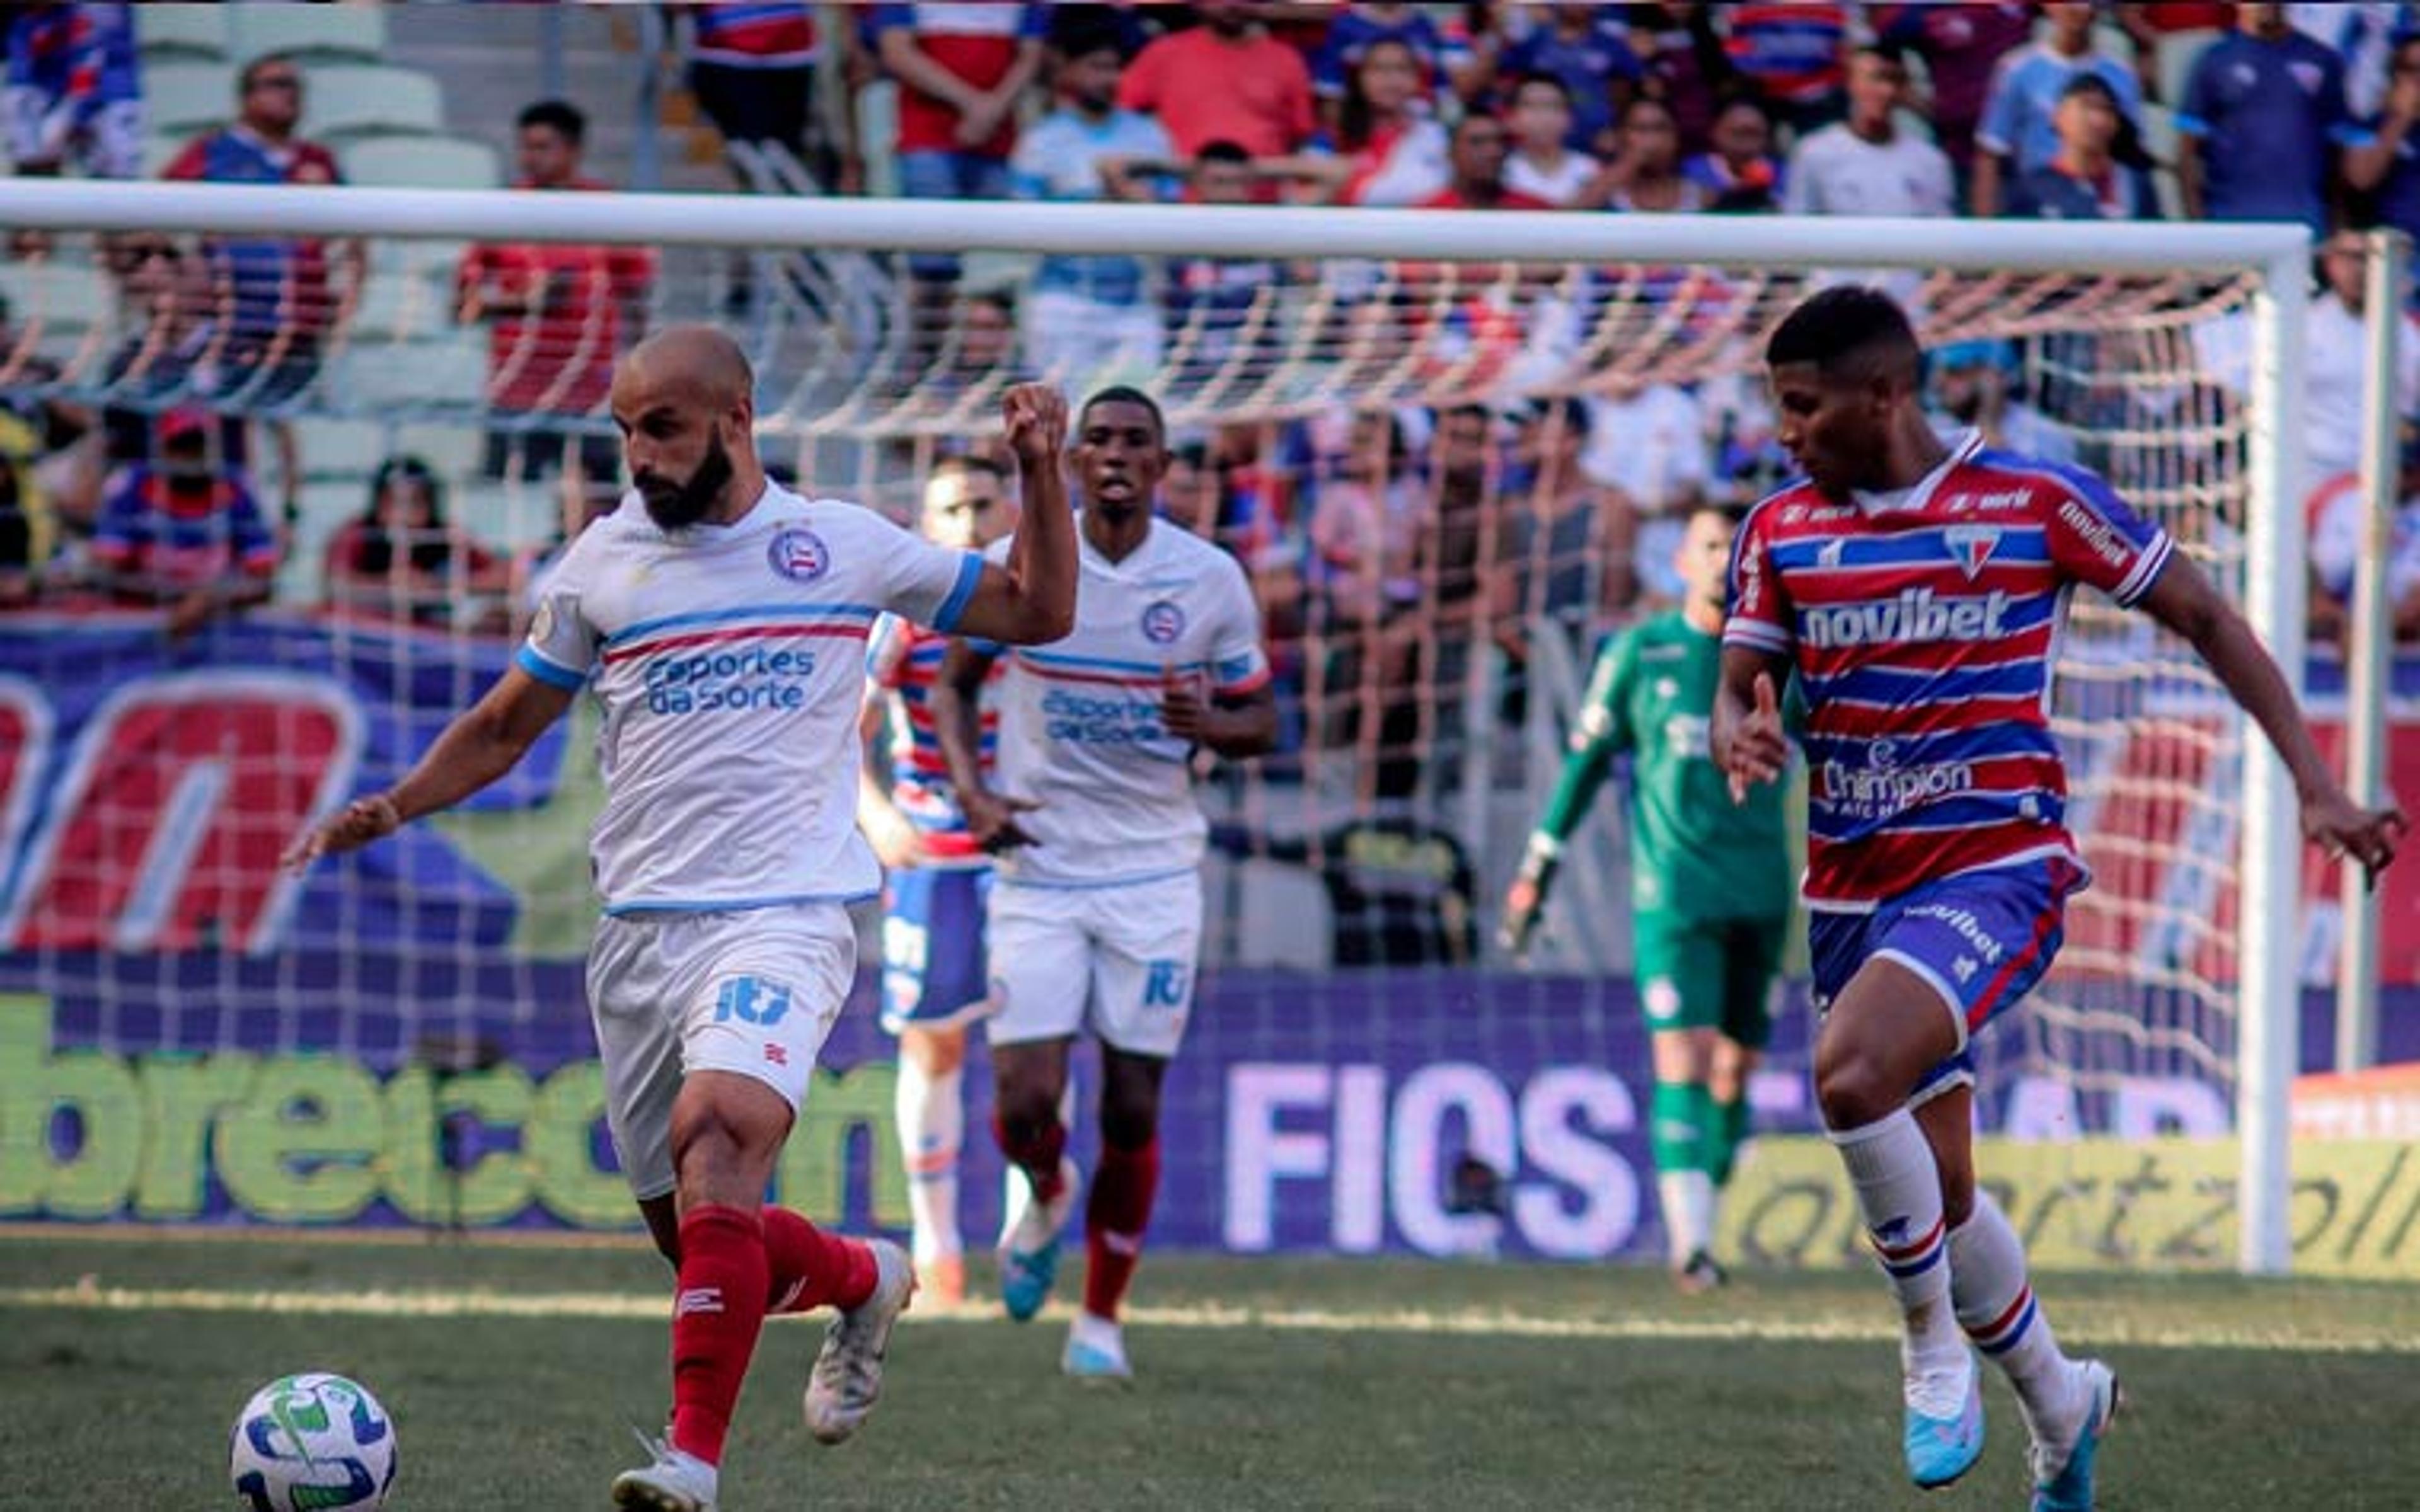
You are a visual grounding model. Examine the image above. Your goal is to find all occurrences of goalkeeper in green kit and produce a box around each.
[1501,501,1795,1292]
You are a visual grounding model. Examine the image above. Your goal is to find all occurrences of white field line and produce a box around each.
[2,1283,2416,1355]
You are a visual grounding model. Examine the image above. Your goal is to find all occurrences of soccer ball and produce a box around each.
[228,1372,398,1511]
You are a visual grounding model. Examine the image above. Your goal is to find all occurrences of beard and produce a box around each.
[637,432,734,530]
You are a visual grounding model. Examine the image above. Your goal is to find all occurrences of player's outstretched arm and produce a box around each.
[935,636,1039,852]
[1502,637,1630,954]
[1711,644,1792,806]
[280,666,577,869]
[2136,552,2408,882]
[947,384,1078,646]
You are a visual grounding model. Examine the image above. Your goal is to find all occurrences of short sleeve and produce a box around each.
[2042,464,2174,606]
[1723,501,1794,655]
[866,510,982,631]
[517,527,604,689]
[870,4,914,40]
[1207,554,1272,696]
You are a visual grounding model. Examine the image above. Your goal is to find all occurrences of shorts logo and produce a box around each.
[767,527,830,583]
[715,975,792,1026]
[1140,600,1185,645]
[1141,959,1190,1008]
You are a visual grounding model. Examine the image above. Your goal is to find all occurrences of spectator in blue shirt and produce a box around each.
[1311,1,1444,132]
[1969,1,2144,217]
[2344,30,2420,245]
[2177,2,2371,234]
[2,1,141,180]
[1494,3,1644,155]
[2005,72,2162,221]
[1009,23,1175,382]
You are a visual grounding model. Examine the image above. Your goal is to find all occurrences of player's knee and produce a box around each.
[994,1083,1063,1139]
[1813,1050,1900,1131]
[1098,1097,1158,1152]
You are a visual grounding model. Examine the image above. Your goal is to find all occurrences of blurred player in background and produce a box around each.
[287,327,1078,1512]
[1715,286,2405,1511]
[858,454,1020,1309]
[935,386,1277,1380]
[1501,500,1792,1294]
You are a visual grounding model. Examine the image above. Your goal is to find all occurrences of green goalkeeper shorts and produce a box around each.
[1634,912,1791,1050]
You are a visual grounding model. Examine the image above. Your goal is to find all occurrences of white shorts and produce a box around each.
[588,903,856,1201]
[987,871,1202,1059]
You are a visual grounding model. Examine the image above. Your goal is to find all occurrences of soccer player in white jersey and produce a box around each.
[933,386,1277,1380]
[1715,287,2404,1510]
[284,327,1078,1512]
[857,455,1020,1308]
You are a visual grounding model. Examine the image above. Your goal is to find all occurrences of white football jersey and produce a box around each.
[986,519,1269,888]
[518,483,981,915]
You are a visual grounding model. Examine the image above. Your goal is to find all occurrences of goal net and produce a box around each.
[0,181,2318,1269]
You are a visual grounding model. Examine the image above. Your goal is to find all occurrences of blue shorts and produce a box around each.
[880,866,992,1034]
[1807,856,2085,1105]
[896,151,1012,279]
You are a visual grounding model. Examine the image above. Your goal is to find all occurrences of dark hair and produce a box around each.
[355,455,452,577]
[1337,37,1421,151]
[239,52,299,93]
[1080,384,1166,445]
[933,453,1008,483]
[1196,138,1253,168]
[1686,497,1748,531]
[1765,285,1922,388]
[1052,16,1131,65]
[517,99,586,145]
[1508,72,1572,109]
[1524,395,1591,438]
[2058,72,2155,171]
[1853,40,1909,72]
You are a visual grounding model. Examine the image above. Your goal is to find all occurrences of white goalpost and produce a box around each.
[0,178,2339,1274]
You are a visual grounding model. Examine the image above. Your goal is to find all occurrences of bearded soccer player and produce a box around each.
[1501,501,1792,1293]
[858,455,1020,1307]
[935,385,1277,1380]
[285,327,1078,1512]
[1713,285,2405,1510]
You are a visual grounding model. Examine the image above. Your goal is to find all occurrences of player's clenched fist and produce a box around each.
[961,788,1042,854]
[281,793,403,871]
[1001,383,1068,469]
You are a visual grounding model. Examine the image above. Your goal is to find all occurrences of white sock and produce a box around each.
[895,1056,964,1266]
[1950,1192,2078,1441]
[1830,1108,1968,1411]
[1657,1171,1715,1268]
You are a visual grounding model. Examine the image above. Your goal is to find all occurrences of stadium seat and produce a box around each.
[224,4,389,67]
[347,265,458,345]
[342,137,505,192]
[334,331,490,416]
[302,67,446,142]
[396,422,488,482]
[139,132,189,178]
[134,3,229,62]
[143,61,235,137]
[295,418,393,481]
[0,259,111,338]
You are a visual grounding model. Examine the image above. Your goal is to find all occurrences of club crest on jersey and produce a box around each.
[1141,599,1185,644]
[767,527,830,582]
[1944,524,2000,580]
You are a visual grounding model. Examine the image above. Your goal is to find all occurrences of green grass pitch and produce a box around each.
[3,1228,2416,1510]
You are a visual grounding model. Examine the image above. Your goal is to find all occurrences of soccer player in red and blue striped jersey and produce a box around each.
[1714,287,2405,1510]
[859,454,1017,1309]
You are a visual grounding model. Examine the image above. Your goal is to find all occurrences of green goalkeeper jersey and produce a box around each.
[1532,610,1795,922]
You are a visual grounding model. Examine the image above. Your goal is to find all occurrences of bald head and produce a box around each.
[618,324,754,412]
[611,323,764,530]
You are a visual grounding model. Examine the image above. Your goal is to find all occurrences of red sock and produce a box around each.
[667,1205,769,1467]
[1082,1138,1161,1322]
[993,1113,1068,1204]
[761,1205,878,1315]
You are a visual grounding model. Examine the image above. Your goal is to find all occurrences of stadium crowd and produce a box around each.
[4,1,2420,778]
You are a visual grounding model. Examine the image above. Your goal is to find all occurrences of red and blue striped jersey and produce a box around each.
[1723,2,1850,106]
[689,3,819,67]
[1723,432,2174,910]
[867,612,999,865]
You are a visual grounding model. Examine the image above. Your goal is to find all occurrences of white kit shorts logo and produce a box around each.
[767,527,830,583]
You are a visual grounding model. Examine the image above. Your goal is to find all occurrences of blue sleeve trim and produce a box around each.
[516,644,587,690]
[2334,123,2377,148]
[2173,112,2210,137]
[930,551,983,634]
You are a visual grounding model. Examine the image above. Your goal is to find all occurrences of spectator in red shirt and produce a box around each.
[1118,1,1316,159]
[160,53,365,411]
[875,4,1044,270]
[1874,2,2034,188]
[323,454,510,631]
[458,101,655,515]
